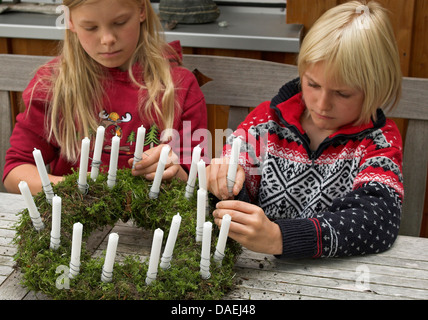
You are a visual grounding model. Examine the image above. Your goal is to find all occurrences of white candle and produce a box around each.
[18,181,45,231]
[227,137,242,196]
[32,148,54,203]
[195,188,207,242]
[160,213,182,270]
[185,145,201,199]
[197,159,209,216]
[50,195,61,250]
[197,159,207,190]
[149,145,171,199]
[214,214,231,264]
[146,228,164,285]
[69,222,83,278]
[107,135,120,189]
[90,126,105,181]
[78,137,90,194]
[101,232,119,283]
[132,125,146,169]
[200,221,212,280]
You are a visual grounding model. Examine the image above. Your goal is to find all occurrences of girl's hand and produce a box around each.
[206,157,245,200]
[129,144,188,182]
[212,200,283,255]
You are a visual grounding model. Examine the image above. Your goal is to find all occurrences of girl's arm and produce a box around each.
[4,164,64,195]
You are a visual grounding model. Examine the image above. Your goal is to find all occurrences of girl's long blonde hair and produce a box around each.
[35,0,179,162]
[298,0,402,125]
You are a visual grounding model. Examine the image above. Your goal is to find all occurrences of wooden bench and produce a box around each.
[0,53,427,236]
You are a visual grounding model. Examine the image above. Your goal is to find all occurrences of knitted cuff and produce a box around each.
[273,218,321,259]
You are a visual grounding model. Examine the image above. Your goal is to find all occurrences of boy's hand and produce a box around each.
[206,157,245,200]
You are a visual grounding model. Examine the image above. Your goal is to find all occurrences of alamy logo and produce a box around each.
[55,5,70,30]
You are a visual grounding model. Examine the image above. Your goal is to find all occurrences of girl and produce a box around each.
[3,0,207,194]
[208,1,403,258]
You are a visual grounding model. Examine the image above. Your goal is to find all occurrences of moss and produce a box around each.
[14,169,241,300]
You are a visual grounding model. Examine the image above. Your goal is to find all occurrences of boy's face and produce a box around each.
[69,0,145,71]
[301,62,365,135]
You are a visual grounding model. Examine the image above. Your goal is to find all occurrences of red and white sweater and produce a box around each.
[224,91,403,259]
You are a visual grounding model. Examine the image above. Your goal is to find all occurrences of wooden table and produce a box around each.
[1,192,428,301]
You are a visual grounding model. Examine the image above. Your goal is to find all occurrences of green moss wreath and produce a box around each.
[13,169,241,300]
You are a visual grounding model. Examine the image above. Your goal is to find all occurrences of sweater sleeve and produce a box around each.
[3,62,60,182]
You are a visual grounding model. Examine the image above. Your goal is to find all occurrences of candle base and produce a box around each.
[132,155,142,169]
[90,160,102,181]
[185,183,195,199]
[107,173,117,189]
[101,267,113,283]
[42,183,54,204]
[200,256,211,280]
[160,255,172,270]
[31,218,45,231]
[77,180,89,195]
[195,226,203,242]
[148,190,159,199]
[213,249,225,265]
[69,262,80,279]
[50,235,60,250]
[145,272,157,285]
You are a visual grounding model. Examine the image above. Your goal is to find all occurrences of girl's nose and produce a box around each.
[101,30,117,46]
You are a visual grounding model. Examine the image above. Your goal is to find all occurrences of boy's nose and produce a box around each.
[318,91,333,112]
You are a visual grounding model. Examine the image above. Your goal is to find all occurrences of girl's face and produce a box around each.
[69,0,145,70]
[301,62,365,135]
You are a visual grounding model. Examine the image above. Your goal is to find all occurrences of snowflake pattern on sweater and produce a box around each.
[224,93,403,259]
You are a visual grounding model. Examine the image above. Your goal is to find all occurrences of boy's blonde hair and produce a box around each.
[298,0,402,124]
[36,0,179,162]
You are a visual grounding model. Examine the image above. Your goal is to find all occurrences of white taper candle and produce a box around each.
[200,221,212,279]
[32,148,54,203]
[149,145,171,199]
[107,135,120,189]
[227,137,242,196]
[78,137,90,194]
[132,125,146,169]
[197,159,207,190]
[146,228,164,285]
[185,145,201,199]
[69,222,83,278]
[18,181,44,231]
[214,214,231,264]
[50,195,61,250]
[160,213,182,270]
[90,126,105,181]
[195,188,207,242]
[101,232,119,283]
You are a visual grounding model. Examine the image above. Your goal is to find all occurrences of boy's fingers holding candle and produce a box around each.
[213,200,283,255]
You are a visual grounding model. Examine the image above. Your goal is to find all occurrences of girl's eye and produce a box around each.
[115,20,128,26]
[308,82,320,88]
[84,26,97,31]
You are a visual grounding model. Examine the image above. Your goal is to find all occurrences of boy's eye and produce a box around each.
[336,91,351,98]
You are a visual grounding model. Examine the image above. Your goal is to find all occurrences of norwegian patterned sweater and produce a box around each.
[223,83,403,259]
